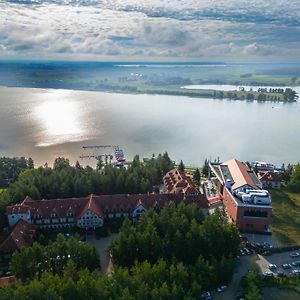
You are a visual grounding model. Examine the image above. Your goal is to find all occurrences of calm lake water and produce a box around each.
[0,86,299,167]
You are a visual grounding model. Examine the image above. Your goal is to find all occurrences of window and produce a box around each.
[244,210,268,218]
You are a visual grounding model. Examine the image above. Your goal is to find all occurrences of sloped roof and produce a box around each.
[0,275,17,287]
[259,171,282,182]
[222,159,260,190]
[0,219,36,253]
[78,194,105,219]
[163,168,199,195]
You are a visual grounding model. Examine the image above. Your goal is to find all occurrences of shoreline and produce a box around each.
[0,84,298,103]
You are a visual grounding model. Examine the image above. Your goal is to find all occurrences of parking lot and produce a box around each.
[242,232,282,248]
[256,250,300,277]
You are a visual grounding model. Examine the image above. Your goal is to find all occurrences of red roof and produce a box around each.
[7,191,209,223]
[259,171,282,182]
[223,159,258,190]
[0,220,36,253]
[0,275,17,287]
[78,194,105,219]
[163,168,199,196]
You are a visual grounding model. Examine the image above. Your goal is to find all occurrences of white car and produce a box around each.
[292,269,300,275]
[269,264,277,270]
[217,285,227,292]
[290,252,300,258]
[201,291,211,299]
[282,263,292,269]
[263,271,273,277]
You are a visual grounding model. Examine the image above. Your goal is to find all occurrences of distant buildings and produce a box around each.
[257,171,283,189]
[251,161,283,189]
[210,159,272,233]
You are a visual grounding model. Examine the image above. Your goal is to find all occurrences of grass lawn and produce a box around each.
[271,189,300,245]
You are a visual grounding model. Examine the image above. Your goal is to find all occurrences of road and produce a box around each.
[211,255,253,300]
[210,249,300,300]
[86,233,118,274]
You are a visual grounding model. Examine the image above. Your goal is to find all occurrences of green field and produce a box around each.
[271,190,300,245]
[1,62,300,102]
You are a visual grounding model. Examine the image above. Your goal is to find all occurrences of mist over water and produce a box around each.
[0,86,299,167]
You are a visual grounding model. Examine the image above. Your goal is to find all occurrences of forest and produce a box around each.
[0,157,34,180]
[0,204,240,299]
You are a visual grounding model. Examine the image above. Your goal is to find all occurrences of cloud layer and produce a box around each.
[0,0,299,60]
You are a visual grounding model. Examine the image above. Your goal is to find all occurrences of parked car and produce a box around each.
[276,271,285,277]
[290,252,300,258]
[262,242,273,249]
[282,263,292,269]
[269,264,277,270]
[292,269,300,275]
[263,271,273,277]
[235,291,245,300]
[243,248,251,255]
[239,249,246,256]
[292,261,300,266]
[201,291,212,299]
[217,285,227,292]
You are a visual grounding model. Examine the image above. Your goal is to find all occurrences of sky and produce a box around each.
[0,0,299,61]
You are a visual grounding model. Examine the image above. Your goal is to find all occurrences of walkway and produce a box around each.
[86,233,118,274]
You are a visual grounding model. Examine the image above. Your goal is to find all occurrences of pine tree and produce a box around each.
[179,160,185,173]
[202,159,209,177]
[193,168,201,186]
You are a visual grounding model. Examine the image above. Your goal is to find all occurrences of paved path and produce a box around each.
[86,233,118,274]
[212,255,253,300]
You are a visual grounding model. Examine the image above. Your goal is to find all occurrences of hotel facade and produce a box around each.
[210,159,272,233]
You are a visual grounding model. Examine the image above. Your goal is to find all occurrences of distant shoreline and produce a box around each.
[1,84,298,103]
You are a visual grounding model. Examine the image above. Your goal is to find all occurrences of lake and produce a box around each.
[0,86,299,167]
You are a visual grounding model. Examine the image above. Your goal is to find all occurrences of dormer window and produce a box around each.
[51,212,58,218]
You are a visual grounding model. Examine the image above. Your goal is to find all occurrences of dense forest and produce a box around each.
[111,204,239,268]
[0,204,240,299]
[0,153,174,231]
[0,157,34,180]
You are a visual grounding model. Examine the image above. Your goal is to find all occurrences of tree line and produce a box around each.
[0,257,235,300]
[286,164,300,193]
[0,157,34,180]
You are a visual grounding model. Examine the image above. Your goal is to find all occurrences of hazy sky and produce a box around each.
[0,0,299,61]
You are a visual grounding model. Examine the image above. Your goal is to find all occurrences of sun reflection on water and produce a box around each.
[34,91,84,147]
